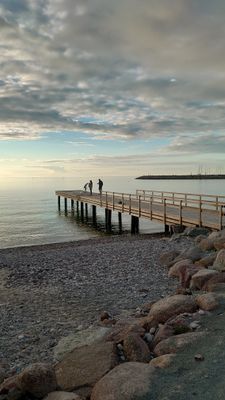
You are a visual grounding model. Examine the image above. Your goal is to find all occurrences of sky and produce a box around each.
[0,0,225,178]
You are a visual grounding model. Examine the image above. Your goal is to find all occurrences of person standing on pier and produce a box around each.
[89,180,93,195]
[84,182,89,191]
[98,178,103,194]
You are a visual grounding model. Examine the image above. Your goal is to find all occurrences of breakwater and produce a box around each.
[136,174,225,180]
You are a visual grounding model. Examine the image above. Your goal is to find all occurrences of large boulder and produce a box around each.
[202,272,225,291]
[213,238,225,251]
[159,250,180,267]
[150,354,176,368]
[180,264,205,288]
[196,252,217,268]
[17,363,57,398]
[198,238,215,251]
[166,313,193,334]
[55,341,118,392]
[154,332,204,356]
[204,282,225,294]
[178,246,204,262]
[54,326,110,361]
[106,318,145,343]
[91,362,155,400]
[196,293,219,311]
[123,334,151,362]
[182,227,210,237]
[43,392,82,400]
[190,269,218,290]
[149,295,197,324]
[168,259,193,278]
[137,315,158,331]
[213,249,225,272]
[152,324,174,348]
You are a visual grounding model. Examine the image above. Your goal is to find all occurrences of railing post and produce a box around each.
[162,192,164,204]
[179,200,183,225]
[143,190,146,201]
[172,193,175,205]
[199,197,202,227]
[138,195,141,217]
[216,196,219,211]
[164,199,166,225]
[219,205,223,230]
[150,196,152,219]
[129,194,131,214]
[106,191,108,207]
[185,194,187,207]
[100,191,102,207]
[112,192,115,210]
[122,193,124,212]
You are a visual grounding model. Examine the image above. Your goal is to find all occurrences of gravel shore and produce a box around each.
[0,234,193,374]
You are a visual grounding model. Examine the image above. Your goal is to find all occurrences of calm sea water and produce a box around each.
[0,176,224,249]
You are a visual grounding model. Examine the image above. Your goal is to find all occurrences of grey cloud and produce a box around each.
[0,0,225,150]
[166,133,225,154]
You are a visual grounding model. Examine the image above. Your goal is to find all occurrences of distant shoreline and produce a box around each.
[136,174,225,180]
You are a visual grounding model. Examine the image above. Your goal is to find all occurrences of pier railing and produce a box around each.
[56,189,225,230]
[97,190,225,230]
[136,189,225,210]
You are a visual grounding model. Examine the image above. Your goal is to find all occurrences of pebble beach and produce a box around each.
[0,234,194,374]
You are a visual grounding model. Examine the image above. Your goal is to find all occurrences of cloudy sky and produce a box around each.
[1,0,225,177]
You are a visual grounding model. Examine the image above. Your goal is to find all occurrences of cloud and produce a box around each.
[165,133,225,154]
[0,0,225,160]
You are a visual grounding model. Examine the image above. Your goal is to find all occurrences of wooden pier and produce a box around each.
[55,189,225,233]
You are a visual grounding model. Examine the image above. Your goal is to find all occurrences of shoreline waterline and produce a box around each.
[0,231,167,252]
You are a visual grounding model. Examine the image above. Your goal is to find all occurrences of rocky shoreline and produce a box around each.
[1,227,225,399]
[0,234,191,373]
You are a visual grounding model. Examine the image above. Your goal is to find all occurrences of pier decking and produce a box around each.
[55,189,225,233]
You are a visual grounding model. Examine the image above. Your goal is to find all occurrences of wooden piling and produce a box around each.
[105,209,112,232]
[58,196,61,211]
[131,215,139,234]
[118,212,122,233]
[64,198,67,213]
[92,205,97,224]
[80,202,84,220]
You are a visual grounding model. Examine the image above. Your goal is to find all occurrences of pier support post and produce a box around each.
[85,203,88,218]
[131,215,139,234]
[105,209,112,232]
[64,198,67,214]
[118,212,122,233]
[76,201,79,213]
[80,202,84,221]
[92,205,97,225]
[71,199,74,212]
[58,196,61,211]
[165,224,170,235]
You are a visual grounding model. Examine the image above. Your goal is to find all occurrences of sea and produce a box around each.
[0,176,225,249]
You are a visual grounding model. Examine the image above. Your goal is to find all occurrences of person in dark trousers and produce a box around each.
[98,178,103,194]
[84,182,89,191]
[89,180,93,195]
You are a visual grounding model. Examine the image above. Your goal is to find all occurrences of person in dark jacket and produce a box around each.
[98,178,103,194]
[89,180,93,195]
